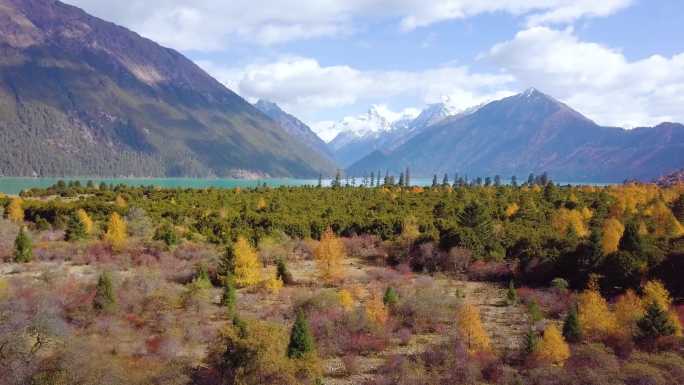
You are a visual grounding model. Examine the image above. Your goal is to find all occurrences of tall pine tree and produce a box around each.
[65,212,87,241]
[562,305,582,343]
[14,227,32,263]
[287,311,315,358]
[93,271,116,312]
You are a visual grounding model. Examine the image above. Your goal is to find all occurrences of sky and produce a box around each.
[65,0,684,141]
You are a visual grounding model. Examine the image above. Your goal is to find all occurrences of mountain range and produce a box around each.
[0,0,682,182]
[0,0,335,178]
[253,99,334,162]
[327,101,464,166]
[346,89,684,182]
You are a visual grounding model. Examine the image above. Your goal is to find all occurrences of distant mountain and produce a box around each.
[653,169,684,187]
[254,100,334,162]
[328,102,461,167]
[0,0,335,178]
[347,89,684,182]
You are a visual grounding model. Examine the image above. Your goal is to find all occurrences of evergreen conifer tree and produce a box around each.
[524,328,539,356]
[506,280,518,305]
[276,258,294,285]
[636,301,676,342]
[619,222,643,253]
[93,271,116,312]
[65,212,87,241]
[383,287,399,308]
[221,278,237,316]
[287,311,315,359]
[562,305,582,343]
[219,243,237,281]
[14,227,32,263]
[432,175,438,187]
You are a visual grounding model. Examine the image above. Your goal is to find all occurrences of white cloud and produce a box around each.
[197,56,514,129]
[65,0,632,51]
[486,27,684,127]
[398,0,632,30]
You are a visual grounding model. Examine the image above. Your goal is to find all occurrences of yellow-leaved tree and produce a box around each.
[535,324,571,365]
[114,195,127,208]
[601,218,625,255]
[263,271,283,294]
[364,293,388,327]
[400,216,420,242]
[104,212,127,251]
[6,198,24,222]
[613,289,644,336]
[339,289,355,312]
[233,236,261,287]
[644,201,684,237]
[551,208,589,237]
[256,197,267,211]
[642,280,683,336]
[314,227,345,283]
[76,209,95,236]
[456,304,491,353]
[577,279,617,339]
[505,202,520,218]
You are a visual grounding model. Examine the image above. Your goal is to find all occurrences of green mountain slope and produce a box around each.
[0,0,335,177]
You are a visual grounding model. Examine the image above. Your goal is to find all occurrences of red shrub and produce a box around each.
[467,261,513,282]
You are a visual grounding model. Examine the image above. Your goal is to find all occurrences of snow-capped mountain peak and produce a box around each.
[328,105,420,149]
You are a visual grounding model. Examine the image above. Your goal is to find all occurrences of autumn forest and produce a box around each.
[2,180,684,385]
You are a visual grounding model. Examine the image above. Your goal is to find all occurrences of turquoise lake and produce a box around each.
[0,177,611,195]
[0,177,325,195]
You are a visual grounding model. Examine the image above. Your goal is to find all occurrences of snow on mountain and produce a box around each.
[328,106,418,150]
[327,101,478,166]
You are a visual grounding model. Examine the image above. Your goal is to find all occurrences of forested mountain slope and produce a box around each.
[0,0,335,177]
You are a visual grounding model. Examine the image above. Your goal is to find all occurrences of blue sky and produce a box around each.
[67,0,684,140]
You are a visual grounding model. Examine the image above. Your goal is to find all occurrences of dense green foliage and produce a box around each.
[288,311,315,359]
[13,227,32,263]
[277,258,294,285]
[563,305,582,343]
[93,272,116,312]
[8,180,684,297]
[383,287,399,308]
[637,302,677,342]
[65,212,87,241]
[221,279,237,316]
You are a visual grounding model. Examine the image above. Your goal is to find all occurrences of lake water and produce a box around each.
[0,177,611,195]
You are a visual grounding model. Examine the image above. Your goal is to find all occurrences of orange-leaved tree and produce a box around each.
[456,304,491,354]
[314,227,345,283]
[364,293,389,327]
